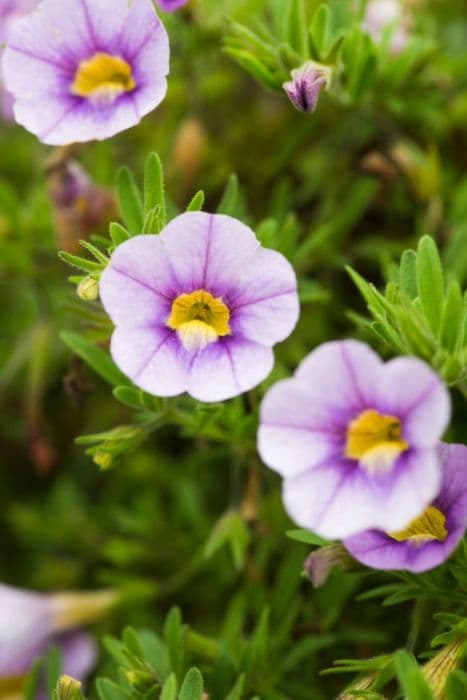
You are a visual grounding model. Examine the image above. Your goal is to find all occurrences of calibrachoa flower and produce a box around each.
[362,0,409,55]
[156,0,188,10]
[1,0,169,144]
[0,586,115,680]
[258,340,450,539]
[344,443,467,573]
[283,62,329,113]
[0,0,39,120]
[99,212,299,403]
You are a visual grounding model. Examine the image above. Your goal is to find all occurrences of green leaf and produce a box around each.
[58,251,103,274]
[109,222,130,247]
[217,174,240,216]
[144,152,166,225]
[416,235,444,335]
[224,47,280,89]
[446,670,467,700]
[400,249,418,298]
[80,240,109,265]
[96,679,132,700]
[310,3,330,59]
[179,668,203,700]
[60,331,131,387]
[394,650,434,700]
[225,675,245,700]
[286,529,329,546]
[440,280,463,352]
[287,0,308,59]
[117,166,144,234]
[186,190,205,212]
[163,607,185,678]
[45,646,63,700]
[160,674,177,700]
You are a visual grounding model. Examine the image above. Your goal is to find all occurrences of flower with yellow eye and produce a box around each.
[99,212,299,403]
[344,443,467,572]
[258,340,450,539]
[1,0,169,144]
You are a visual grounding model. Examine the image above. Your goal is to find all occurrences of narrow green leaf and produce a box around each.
[117,166,144,234]
[286,529,329,546]
[400,249,418,298]
[416,235,444,335]
[160,674,177,700]
[109,222,130,247]
[96,678,132,700]
[179,668,203,700]
[186,190,205,212]
[144,152,166,224]
[58,251,102,274]
[310,3,330,58]
[225,675,245,700]
[446,670,467,700]
[217,174,240,216]
[440,280,463,352]
[224,48,280,89]
[60,331,130,387]
[287,0,308,59]
[80,240,109,265]
[394,650,434,700]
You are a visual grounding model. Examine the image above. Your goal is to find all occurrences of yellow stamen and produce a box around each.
[389,505,447,545]
[71,52,135,103]
[345,409,408,474]
[167,289,231,352]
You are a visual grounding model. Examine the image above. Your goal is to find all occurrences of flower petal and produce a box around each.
[382,356,451,447]
[258,378,343,478]
[100,235,174,327]
[110,325,187,397]
[188,337,274,402]
[282,448,441,539]
[231,247,299,345]
[159,212,260,295]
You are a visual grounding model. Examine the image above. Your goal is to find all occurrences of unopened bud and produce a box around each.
[77,277,99,301]
[93,451,113,469]
[338,673,378,699]
[304,543,355,587]
[422,635,467,699]
[56,675,84,700]
[283,62,331,113]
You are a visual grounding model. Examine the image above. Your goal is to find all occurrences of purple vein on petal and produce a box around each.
[134,330,173,381]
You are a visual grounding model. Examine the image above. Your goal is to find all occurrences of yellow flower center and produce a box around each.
[167,289,231,352]
[345,409,409,474]
[71,52,135,104]
[0,674,25,700]
[389,505,448,546]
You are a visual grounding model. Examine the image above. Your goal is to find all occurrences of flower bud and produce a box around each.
[283,62,331,113]
[93,451,113,469]
[304,543,355,587]
[77,277,99,301]
[422,635,467,699]
[56,675,84,700]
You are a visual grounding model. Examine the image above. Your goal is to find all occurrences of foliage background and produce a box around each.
[1,0,467,698]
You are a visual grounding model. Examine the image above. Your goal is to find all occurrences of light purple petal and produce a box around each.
[187,337,274,403]
[258,378,343,478]
[157,0,188,11]
[159,212,260,295]
[381,356,450,448]
[435,443,467,528]
[2,0,169,144]
[110,325,188,397]
[295,340,384,418]
[282,448,441,540]
[230,247,299,345]
[0,585,53,675]
[100,236,175,327]
[58,631,97,680]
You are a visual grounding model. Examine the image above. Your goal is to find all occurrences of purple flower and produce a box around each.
[283,62,329,113]
[362,0,409,55]
[156,0,188,11]
[0,586,115,681]
[1,0,169,144]
[0,0,39,120]
[258,340,450,539]
[99,212,299,403]
[344,443,467,573]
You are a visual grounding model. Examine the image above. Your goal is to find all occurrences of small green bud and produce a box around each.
[93,451,112,469]
[56,675,84,700]
[77,276,99,301]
